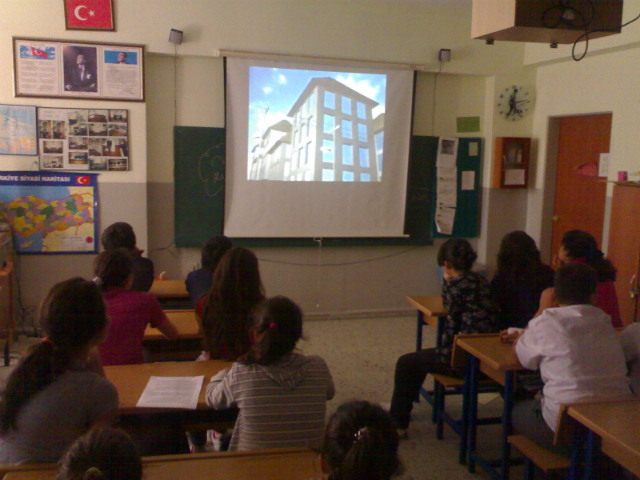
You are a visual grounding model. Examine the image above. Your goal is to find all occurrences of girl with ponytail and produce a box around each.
[322,401,402,480]
[0,278,118,464]
[206,296,334,451]
[389,238,499,432]
[556,230,622,327]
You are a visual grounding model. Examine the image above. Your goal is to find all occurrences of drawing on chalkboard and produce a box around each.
[198,143,225,197]
[248,67,385,183]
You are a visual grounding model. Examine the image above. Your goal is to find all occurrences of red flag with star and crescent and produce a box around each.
[66,0,114,30]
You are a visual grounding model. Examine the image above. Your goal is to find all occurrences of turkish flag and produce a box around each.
[30,47,48,59]
[76,176,91,185]
[66,0,114,30]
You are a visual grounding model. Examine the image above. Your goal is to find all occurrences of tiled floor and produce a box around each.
[301,315,513,480]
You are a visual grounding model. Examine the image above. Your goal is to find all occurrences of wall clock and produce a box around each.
[497,85,532,121]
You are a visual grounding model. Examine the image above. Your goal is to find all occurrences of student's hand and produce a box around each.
[500,329,522,343]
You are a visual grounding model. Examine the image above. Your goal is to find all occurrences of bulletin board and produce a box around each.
[431,137,482,238]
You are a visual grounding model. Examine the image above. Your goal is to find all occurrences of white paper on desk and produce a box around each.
[435,206,456,235]
[136,376,204,409]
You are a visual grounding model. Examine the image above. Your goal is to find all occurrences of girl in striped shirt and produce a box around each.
[206,296,334,451]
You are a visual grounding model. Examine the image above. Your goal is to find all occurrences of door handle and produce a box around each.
[552,215,561,222]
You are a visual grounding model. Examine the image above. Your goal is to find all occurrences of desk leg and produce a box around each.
[583,430,601,480]
[459,352,472,465]
[416,310,424,352]
[467,354,479,473]
[501,371,514,480]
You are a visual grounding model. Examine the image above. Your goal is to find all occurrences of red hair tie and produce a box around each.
[269,323,278,331]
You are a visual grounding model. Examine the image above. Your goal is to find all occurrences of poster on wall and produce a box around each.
[0,104,38,156]
[0,171,98,254]
[38,107,129,171]
[13,37,144,101]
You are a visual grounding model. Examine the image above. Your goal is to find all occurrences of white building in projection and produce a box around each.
[249,77,384,182]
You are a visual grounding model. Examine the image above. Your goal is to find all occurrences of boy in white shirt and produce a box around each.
[511,262,631,449]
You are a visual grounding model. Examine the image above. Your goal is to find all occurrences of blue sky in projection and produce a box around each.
[248,67,386,154]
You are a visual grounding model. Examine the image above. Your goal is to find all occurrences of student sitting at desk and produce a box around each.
[320,400,402,480]
[0,278,118,464]
[197,247,265,361]
[510,263,631,450]
[207,296,335,451]
[185,235,232,306]
[620,323,640,394]
[491,231,555,330]
[101,222,154,292]
[389,239,499,433]
[94,249,179,366]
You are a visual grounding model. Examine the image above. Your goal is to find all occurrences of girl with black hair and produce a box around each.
[321,400,402,480]
[556,230,622,327]
[206,296,334,451]
[491,231,555,329]
[0,278,118,464]
[185,235,232,306]
[58,427,142,480]
[94,249,178,366]
[388,239,499,432]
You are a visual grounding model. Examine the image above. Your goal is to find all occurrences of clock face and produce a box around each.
[497,85,532,121]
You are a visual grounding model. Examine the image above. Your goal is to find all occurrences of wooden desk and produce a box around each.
[2,448,320,480]
[406,295,447,351]
[457,335,523,480]
[104,360,231,414]
[150,280,189,299]
[144,310,201,340]
[568,399,640,479]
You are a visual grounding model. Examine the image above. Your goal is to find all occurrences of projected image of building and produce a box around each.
[249,77,384,182]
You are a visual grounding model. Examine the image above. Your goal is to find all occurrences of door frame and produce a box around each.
[538,112,613,264]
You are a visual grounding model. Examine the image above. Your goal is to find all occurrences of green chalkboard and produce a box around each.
[404,136,439,237]
[174,126,226,248]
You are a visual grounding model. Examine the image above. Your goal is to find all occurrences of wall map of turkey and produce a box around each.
[0,172,98,254]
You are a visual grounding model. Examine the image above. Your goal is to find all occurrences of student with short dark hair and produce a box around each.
[0,278,118,464]
[511,262,631,450]
[58,427,142,480]
[389,239,499,432]
[321,401,402,480]
[94,249,178,366]
[101,222,154,292]
[185,235,232,306]
[206,296,334,451]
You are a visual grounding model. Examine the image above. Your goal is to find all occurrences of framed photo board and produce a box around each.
[0,104,37,155]
[13,37,144,102]
[38,107,129,171]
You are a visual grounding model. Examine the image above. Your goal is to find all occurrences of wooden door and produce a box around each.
[607,185,640,325]
[550,114,612,259]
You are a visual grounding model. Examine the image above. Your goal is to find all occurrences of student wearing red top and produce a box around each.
[556,230,622,328]
[94,249,178,366]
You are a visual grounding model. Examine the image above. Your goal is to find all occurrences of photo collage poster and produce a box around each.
[38,108,129,171]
